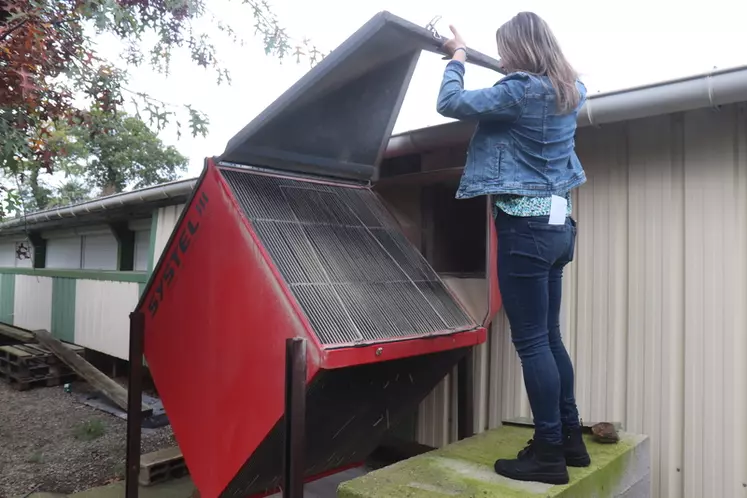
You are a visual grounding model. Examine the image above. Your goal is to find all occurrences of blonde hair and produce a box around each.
[496,12,580,113]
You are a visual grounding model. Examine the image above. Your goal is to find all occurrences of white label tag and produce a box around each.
[549,195,567,225]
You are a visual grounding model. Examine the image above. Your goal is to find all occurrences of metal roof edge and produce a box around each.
[583,63,747,100]
[0,177,197,233]
[386,64,747,157]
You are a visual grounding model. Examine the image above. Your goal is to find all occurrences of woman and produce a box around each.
[437,12,589,485]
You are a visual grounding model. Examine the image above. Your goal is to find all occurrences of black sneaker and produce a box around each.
[516,439,535,460]
[494,439,569,485]
[515,430,591,468]
[563,425,591,467]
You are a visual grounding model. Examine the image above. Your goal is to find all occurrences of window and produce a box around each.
[45,227,118,270]
[81,233,118,270]
[0,241,15,267]
[46,237,82,269]
[40,219,153,272]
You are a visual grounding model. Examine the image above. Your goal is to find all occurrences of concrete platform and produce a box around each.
[338,425,650,498]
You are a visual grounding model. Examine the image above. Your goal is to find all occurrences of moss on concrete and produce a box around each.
[338,425,646,498]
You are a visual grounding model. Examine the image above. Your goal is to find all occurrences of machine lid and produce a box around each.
[220,11,503,182]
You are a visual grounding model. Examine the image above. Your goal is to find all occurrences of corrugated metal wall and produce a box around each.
[13,275,53,331]
[0,206,189,359]
[154,204,186,260]
[74,279,140,359]
[2,274,144,359]
[417,103,747,498]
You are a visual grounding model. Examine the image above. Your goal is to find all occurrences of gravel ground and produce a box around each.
[0,380,175,497]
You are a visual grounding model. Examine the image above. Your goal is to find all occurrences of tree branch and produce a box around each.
[0,18,28,43]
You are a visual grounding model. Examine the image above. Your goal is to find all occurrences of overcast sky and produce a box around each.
[99,0,747,179]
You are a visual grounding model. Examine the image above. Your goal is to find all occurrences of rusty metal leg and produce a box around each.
[126,312,145,498]
[457,349,475,440]
[283,338,307,498]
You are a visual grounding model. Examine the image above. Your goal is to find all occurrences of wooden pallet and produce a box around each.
[0,368,76,391]
[0,342,82,391]
[0,342,83,364]
[139,446,189,486]
[0,322,35,343]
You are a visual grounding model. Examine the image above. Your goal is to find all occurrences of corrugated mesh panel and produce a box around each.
[220,168,475,345]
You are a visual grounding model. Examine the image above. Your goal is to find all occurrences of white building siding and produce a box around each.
[12,275,53,331]
[154,204,185,262]
[74,279,140,359]
[417,103,747,498]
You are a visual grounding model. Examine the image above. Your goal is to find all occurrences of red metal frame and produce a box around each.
[140,159,492,497]
[141,161,322,497]
[322,328,487,369]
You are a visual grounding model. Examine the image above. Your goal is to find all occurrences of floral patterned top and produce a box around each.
[494,192,573,217]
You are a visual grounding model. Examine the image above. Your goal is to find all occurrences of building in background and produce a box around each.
[1,66,747,498]
[391,66,747,498]
[0,179,194,359]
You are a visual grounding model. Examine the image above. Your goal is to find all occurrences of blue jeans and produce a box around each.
[495,209,581,445]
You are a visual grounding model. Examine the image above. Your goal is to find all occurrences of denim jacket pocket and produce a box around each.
[479,144,504,183]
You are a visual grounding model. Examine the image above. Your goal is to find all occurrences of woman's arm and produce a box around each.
[436,62,528,121]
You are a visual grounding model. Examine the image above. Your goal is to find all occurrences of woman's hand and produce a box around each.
[442,25,467,58]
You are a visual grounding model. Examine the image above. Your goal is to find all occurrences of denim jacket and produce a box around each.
[437,60,587,199]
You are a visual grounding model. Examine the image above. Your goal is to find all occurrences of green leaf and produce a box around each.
[0,0,318,195]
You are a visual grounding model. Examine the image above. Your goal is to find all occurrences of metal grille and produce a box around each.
[220,168,474,345]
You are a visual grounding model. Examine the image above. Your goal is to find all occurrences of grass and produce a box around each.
[113,462,126,479]
[73,419,106,441]
[27,450,43,464]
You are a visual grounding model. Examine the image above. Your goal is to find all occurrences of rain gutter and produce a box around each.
[0,178,197,233]
[385,64,747,157]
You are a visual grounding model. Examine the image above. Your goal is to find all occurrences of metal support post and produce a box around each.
[283,337,307,498]
[125,311,146,498]
[457,349,475,440]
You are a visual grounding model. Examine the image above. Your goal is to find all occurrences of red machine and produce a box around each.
[134,12,502,498]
